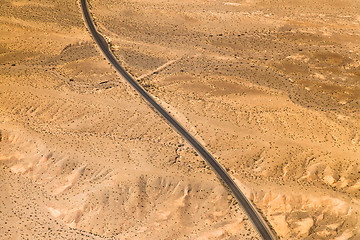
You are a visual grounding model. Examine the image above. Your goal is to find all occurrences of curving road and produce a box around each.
[80,0,276,239]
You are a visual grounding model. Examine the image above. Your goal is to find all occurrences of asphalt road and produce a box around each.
[80,0,276,239]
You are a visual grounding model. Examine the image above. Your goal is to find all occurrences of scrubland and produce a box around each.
[1,0,359,239]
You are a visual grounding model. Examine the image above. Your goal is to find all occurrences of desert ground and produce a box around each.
[1,0,359,239]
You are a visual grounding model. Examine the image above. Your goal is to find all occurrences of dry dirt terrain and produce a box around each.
[1,0,360,239]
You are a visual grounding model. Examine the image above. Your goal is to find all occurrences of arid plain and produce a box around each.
[1,0,360,239]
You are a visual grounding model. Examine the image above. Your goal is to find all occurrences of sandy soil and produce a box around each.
[1,0,359,239]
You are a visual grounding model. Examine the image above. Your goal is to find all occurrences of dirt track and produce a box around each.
[0,0,359,239]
